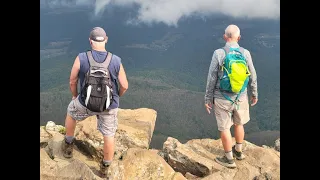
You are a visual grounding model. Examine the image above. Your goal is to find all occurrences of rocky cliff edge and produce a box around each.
[40,108,280,180]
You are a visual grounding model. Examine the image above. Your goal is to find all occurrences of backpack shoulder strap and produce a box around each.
[103,52,113,68]
[223,46,230,55]
[86,51,113,70]
[86,50,99,67]
[221,46,229,67]
[238,47,248,64]
[239,47,245,55]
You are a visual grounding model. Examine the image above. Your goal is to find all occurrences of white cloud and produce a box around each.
[41,0,280,26]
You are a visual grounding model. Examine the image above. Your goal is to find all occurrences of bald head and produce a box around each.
[224,24,240,39]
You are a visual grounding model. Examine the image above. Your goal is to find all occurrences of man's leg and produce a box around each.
[221,129,233,153]
[103,136,115,162]
[234,124,244,150]
[62,114,77,158]
[232,124,245,160]
[232,95,250,160]
[97,108,119,176]
[213,98,236,168]
[65,114,77,139]
[62,97,90,158]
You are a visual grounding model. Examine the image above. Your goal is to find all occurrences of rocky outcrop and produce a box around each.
[40,108,280,180]
[161,137,280,180]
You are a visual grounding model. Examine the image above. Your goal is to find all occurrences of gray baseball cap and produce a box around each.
[89,27,107,42]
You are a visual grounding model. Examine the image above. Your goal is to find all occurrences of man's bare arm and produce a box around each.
[118,63,128,96]
[70,56,80,99]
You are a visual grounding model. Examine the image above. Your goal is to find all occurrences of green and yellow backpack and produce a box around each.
[219,47,251,104]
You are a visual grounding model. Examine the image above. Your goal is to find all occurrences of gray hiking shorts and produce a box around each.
[67,96,118,137]
[213,95,250,131]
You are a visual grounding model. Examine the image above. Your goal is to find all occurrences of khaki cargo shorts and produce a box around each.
[213,95,250,131]
[67,96,118,137]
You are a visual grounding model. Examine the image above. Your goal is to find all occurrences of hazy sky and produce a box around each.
[41,0,280,26]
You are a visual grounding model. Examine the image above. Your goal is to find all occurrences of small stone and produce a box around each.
[46,121,56,131]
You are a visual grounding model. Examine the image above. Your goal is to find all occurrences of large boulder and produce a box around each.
[161,137,220,177]
[161,137,280,180]
[74,108,157,161]
[108,148,186,180]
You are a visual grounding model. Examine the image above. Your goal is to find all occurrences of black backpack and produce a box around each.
[80,51,113,112]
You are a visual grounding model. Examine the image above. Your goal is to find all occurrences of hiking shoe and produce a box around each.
[61,138,74,158]
[215,156,236,168]
[100,161,110,177]
[232,146,245,160]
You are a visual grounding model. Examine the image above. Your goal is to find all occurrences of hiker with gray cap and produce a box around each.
[61,27,129,177]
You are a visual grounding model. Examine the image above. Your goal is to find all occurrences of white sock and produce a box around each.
[225,151,233,160]
[235,143,242,152]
